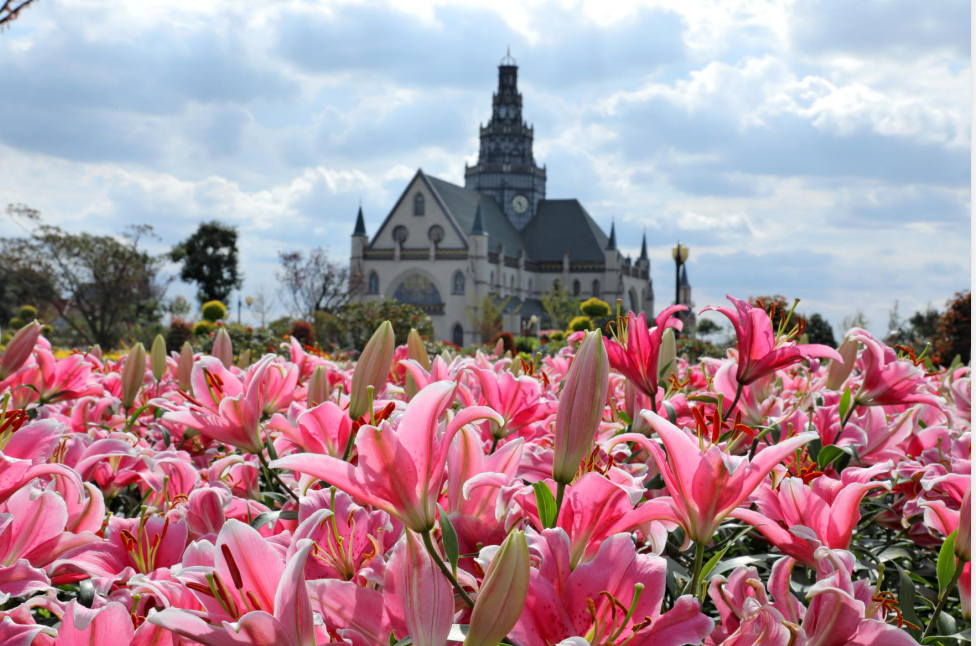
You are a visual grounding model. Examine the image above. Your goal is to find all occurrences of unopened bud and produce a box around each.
[957,488,971,562]
[658,327,676,387]
[349,321,395,420]
[0,320,41,380]
[121,343,147,410]
[178,342,194,392]
[307,365,331,407]
[212,328,233,368]
[552,329,609,484]
[463,530,530,646]
[826,336,858,391]
[150,335,167,382]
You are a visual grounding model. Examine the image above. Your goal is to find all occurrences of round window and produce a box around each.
[392,225,409,244]
[428,225,444,244]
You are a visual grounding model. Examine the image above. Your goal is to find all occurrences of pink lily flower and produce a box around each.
[603,306,686,403]
[150,520,318,646]
[467,366,554,440]
[701,296,842,386]
[731,468,889,567]
[0,419,81,505]
[272,380,502,533]
[848,330,944,409]
[384,530,454,646]
[161,354,277,453]
[511,530,713,646]
[611,411,818,543]
[56,600,135,646]
[269,400,352,459]
[0,321,41,380]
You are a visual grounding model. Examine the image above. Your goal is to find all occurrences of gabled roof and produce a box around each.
[520,199,610,263]
[427,176,526,256]
[367,169,469,248]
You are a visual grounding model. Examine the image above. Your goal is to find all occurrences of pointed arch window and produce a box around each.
[592,280,601,299]
[573,280,581,297]
[367,272,379,295]
[452,271,466,294]
[414,193,425,216]
[452,323,465,347]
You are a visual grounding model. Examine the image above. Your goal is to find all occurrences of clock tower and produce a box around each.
[464,49,547,230]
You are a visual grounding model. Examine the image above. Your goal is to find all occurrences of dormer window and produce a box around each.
[414,193,425,216]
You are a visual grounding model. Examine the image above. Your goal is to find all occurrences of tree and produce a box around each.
[696,318,722,337]
[171,221,242,305]
[166,296,192,320]
[0,220,168,348]
[804,313,837,348]
[467,295,509,343]
[277,247,352,318]
[248,287,275,327]
[540,282,581,330]
[0,0,40,28]
[842,310,869,332]
[934,291,970,365]
[335,298,433,349]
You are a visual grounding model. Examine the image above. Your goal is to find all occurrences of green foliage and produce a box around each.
[468,295,508,344]
[580,297,611,318]
[696,318,721,336]
[804,312,837,348]
[336,298,433,348]
[568,315,594,332]
[934,291,970,366]
[18,304,38,321]
[541,283,581,330]
[166,295,192,319]
[514,336,538,354]
[549,330,566,342]
[196,322,279,358]
[193,320,216,337]
[166,319,194,352]
[201,300,228,322]
[7,317,24,330]
[677,337,723,363]
[171,221,242,304]
[491,330,516,355]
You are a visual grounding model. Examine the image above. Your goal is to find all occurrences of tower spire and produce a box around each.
[606,219,617,250]
[353,204,367,237]
[471,196,486,235]
[640,228,648,260]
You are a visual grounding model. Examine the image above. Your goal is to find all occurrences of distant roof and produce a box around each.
[521,199,610,262]
[492,295,546,317]
[427,176,526,256]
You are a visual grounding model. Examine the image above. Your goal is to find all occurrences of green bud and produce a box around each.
[150,335,167,382]
[121,342,147,410]
[349,320,395,420]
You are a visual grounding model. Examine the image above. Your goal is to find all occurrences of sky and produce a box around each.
[0,0,970,337]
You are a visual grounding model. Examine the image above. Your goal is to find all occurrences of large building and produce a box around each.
[350,52,689,346]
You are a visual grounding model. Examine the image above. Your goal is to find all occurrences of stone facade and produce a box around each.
[350,53,689,346]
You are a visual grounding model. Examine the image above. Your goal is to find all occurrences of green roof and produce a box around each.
[427,176,526,257]
[521,199,610,262]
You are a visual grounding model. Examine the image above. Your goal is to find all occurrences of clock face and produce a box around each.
[512,194,529,214]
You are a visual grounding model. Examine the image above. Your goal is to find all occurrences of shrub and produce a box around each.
[934,290,971,365]
[491,331,516,355]
[568,315,594,332]
[336,299,434,348]
[550,330,566,342]
[18,305,38,321]
[514,336,538,354]
[289,320,316,347]
[166,319,194,352]
[201,300,228,322]
[193,320,216,337]
[580,297,610,319]
[41,324,53,337]
[7,317,24,330]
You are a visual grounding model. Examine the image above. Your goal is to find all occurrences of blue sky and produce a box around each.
[0,0,970,335]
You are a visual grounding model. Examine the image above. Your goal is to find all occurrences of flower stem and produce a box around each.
[489,436,500,455]
[722,383,743,422]
[922,558,965,639]
[555,481,567,518]
[421,529,474,608]
[687,541,707,599]
[257,452,300,504]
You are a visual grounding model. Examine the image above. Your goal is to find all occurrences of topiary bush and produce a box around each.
[580,297,610,319]
[289,320,316,347]
[549,330,566,342]
[568,315,594,332]
[18,305,38,321]
[166,319,194,352]
[7,317,24,330]
[514,336,538,354]
[201,300,228,322]
[193,320,216,337]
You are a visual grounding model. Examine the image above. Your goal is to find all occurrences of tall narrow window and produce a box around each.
[414,193,425,216]
[592,280,601,299]
[367,272,379,294]
[452,324,464,347]
[452,271,465,294]
[573,280,581,296]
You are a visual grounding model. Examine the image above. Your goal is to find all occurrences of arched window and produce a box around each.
[414,193,425,216]
[392,225,408,244]
[428,225,444,246]
[367,272,379,294]
[452,323,464,347]
[573,280,581,296]
[452,271,465,294]
[592,280,601,299]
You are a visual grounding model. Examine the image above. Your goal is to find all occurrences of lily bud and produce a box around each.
[657,327,676,387]
[407,328,431,370]
[150,335,167,382]
[349,320,395,420]
[957,488,971,562]
[90,344,103,362]
[307,365,331,407]
[0,320,41,380]
[237,348,251,368]
[463,530,530,646]
[212,328,233,368]
[826,336,858,391]
[178,342,193,392]
[121,342,147,410]
[552,329,609,484]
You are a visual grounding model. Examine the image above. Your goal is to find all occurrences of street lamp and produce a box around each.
[671,242,689,307]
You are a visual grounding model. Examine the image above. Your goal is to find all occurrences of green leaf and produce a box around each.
[125,404,151,431]
[687,395,719,404]
[937,531,958,591]
[390,636,413,646]
[249,511,278,530]
[838,386,852,422]
[817,444,846,471]
[437,504,459,576]
[662,400,677,425]
[617,409,633,427]
[698,526,755,597]
[533,481,558,529]
[921,628,971,644]
[893,562,923,640]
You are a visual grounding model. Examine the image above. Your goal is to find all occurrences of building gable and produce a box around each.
[369,170,469,250]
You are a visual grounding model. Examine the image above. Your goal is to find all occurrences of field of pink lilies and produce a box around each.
[0,295,969,646]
